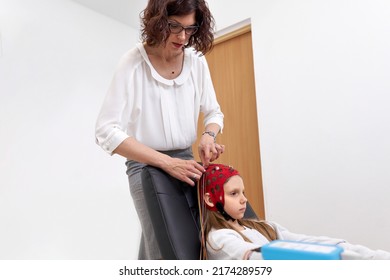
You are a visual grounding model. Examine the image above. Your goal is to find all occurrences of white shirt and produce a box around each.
[95,43,224,154]
[206,222,390,260]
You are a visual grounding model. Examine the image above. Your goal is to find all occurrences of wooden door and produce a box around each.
[193,25,266,218]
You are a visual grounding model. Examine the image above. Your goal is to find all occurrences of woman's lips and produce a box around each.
[172,42,183,48]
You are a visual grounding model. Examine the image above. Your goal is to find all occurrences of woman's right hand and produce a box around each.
[113,137,205,186]
[163,158,205,186]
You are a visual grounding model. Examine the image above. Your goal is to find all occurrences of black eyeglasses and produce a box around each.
[168,22,199,35]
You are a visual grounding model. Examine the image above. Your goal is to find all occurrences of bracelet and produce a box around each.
[202,131,216,142]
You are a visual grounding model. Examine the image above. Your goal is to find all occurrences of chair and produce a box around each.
[141,165,258,260]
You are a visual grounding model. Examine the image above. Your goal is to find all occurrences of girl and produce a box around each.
[198,163,390,260]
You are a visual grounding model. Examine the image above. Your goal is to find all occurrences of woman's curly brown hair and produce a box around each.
[140,0,215,55]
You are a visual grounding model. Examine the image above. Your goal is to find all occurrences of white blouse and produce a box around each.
[95,43,224,154]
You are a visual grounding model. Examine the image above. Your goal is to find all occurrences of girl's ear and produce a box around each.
[204,193,215,208]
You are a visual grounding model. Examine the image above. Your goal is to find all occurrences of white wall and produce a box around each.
[0,0,141,259]
[208,0,390,251]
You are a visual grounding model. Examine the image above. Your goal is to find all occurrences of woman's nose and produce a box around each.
[177,29,186,39]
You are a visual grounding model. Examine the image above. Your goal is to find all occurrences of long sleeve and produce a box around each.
[95,50,135,155]
[271,222,346,246]
[198,55,224,131]
[206,228,268,260]
[270,222,390,260]
[338,242,390,260]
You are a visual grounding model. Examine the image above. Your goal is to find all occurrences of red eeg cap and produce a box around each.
[200,163,240,211]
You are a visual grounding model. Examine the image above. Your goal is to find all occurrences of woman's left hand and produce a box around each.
[198,138,225,167]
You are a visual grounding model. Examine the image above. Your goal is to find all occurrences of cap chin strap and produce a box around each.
[216,202,235,221]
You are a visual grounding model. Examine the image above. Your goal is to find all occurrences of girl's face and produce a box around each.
[166,12,197,52]
[223,175,248,220]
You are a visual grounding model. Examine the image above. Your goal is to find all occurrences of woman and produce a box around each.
[95,0,224,259]
[199,164,390,260]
